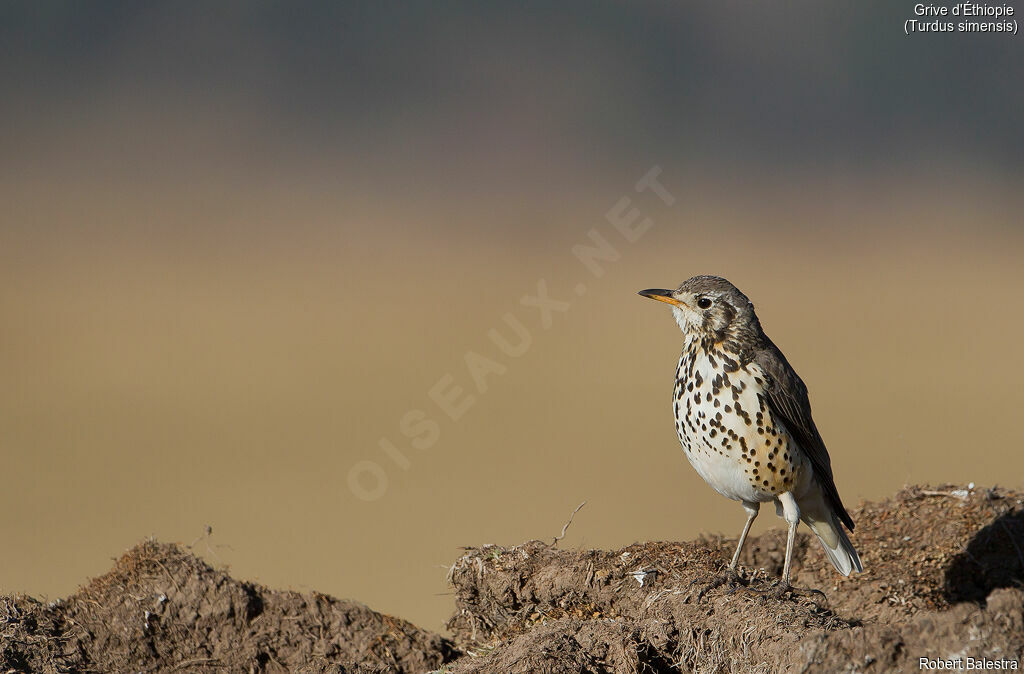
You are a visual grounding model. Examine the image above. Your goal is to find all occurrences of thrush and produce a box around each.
[639,276,862,595]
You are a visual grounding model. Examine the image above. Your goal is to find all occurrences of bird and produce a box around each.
[638,275,862,596]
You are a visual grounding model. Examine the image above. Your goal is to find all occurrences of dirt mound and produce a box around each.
[0,540,457,673]
[2,485,1022,673]
[446,485,1024,672]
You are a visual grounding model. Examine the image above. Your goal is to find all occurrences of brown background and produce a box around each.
[1,2,1022,631]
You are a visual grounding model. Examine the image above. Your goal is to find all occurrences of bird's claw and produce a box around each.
[693,574,827,604]
[762,580,827,602]
[692,566,746,602]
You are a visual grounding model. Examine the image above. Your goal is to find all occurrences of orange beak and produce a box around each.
[638,288,688,308]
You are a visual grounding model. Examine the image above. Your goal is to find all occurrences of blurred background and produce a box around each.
[1,1,1022,632]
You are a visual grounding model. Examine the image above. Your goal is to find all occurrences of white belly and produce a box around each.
[673,348,810,504]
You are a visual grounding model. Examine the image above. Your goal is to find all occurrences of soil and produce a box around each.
[3,484,1023,673]
[0,540,458,673]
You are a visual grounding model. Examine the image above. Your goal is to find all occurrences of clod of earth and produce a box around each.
[2,485,1023,673]
[0,541,458,673]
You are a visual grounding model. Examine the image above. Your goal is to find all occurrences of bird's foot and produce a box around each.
[755,580,827,602]
[692,566,746,602]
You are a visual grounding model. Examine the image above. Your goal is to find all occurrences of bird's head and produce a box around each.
[639,275,762,346]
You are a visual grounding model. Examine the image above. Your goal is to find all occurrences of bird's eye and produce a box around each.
[697,297,713,309]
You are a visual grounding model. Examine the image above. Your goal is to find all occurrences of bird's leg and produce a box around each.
[778,508,799,593]
[694,502,759,601]
[759,492,799,597]
[769,492,826,601]
[729,501,760,571]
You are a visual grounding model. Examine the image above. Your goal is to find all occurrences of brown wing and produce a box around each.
[753,339,855,531]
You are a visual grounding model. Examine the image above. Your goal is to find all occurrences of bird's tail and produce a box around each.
[799,494,863,576]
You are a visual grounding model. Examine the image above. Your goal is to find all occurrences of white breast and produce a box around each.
[673,345,807,504]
